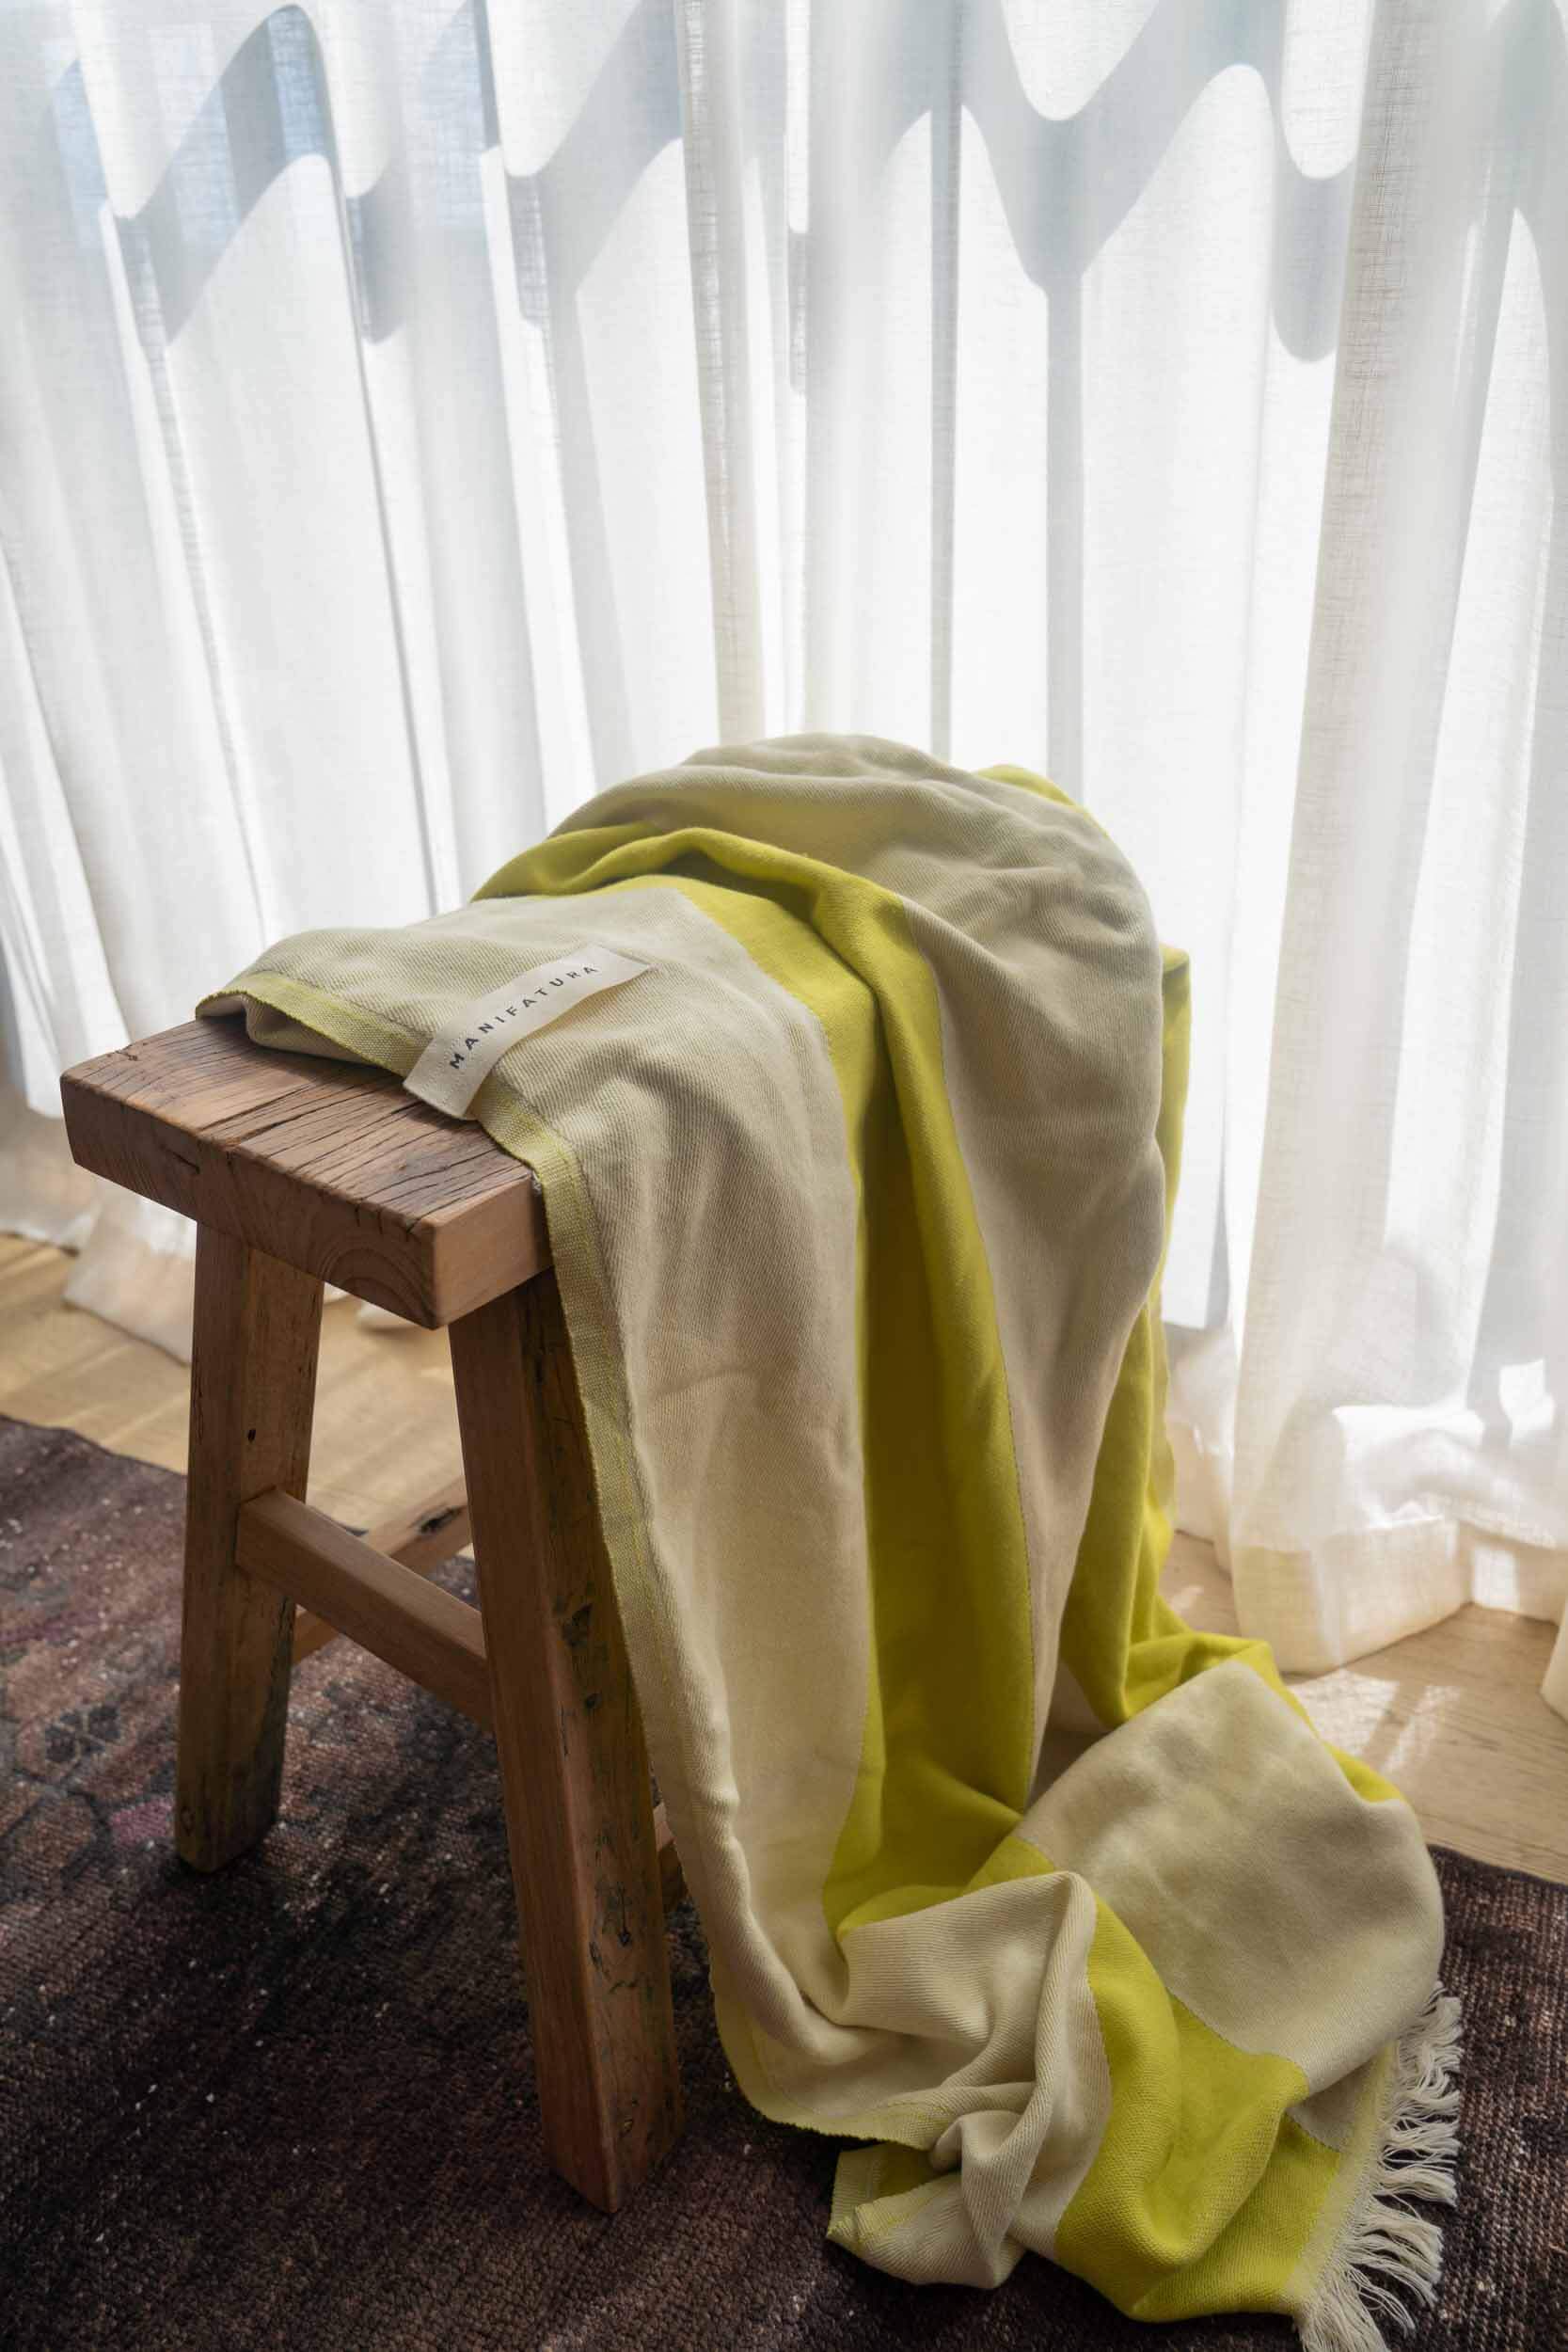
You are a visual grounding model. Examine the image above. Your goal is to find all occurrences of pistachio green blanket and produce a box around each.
[202,738,1457,2351]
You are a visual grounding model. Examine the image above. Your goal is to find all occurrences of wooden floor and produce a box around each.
[0,1233,462,1535]
[1164,1533,1566,1884]
[2,1232,1564,1885]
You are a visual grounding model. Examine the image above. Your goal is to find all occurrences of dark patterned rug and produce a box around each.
[1,1413,1563,2352]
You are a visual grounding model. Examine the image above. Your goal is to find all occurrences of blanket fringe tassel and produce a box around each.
[1300,1987,1463,2352]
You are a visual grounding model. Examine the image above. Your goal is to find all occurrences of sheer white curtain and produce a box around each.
[2,0,1564,1711]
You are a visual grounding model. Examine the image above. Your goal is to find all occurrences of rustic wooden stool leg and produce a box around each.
[176,1226,324,1871]
[450,1270,682,2212]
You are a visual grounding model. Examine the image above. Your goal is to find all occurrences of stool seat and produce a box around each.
[58,1013,683,2215]
[61,1017,548,1327]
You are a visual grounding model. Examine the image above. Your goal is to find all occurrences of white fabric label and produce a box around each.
[403,946,650,1119]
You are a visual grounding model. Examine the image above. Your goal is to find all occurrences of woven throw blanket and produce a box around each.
[201,737,1458,2351]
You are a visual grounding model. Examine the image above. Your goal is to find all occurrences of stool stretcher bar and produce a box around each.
[292,1474,472,1661]
[238,1488,493,1724]
[238,1487,685,1914]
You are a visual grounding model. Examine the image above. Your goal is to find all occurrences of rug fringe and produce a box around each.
[1299,1988,1463,2352]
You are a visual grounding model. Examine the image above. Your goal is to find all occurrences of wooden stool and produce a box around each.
[59,1018,683,2212]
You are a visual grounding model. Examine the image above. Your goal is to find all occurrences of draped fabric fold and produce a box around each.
[2,4,1565,1709]
[202,739,1458,2347]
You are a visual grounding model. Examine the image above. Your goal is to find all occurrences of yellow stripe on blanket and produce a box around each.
[200,736,1457,2352]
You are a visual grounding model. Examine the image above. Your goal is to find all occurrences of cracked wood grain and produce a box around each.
[60,1018,548,1326]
